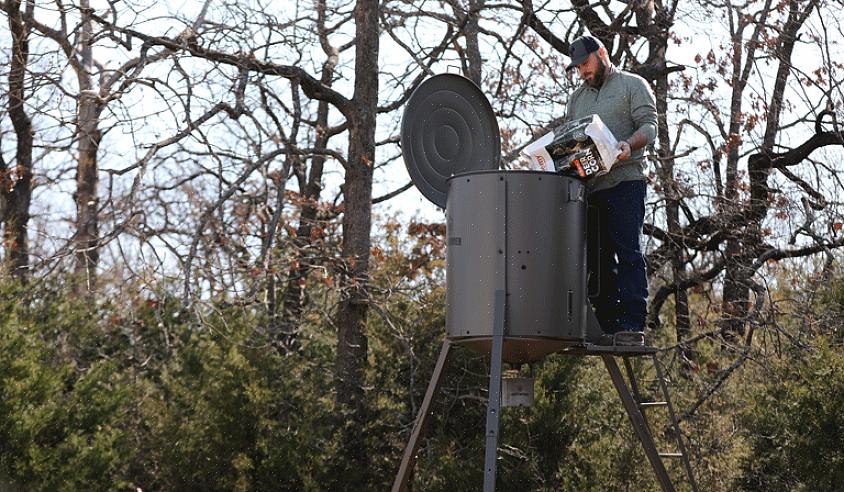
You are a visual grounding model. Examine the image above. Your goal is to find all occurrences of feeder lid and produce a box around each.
[400,73,501,208]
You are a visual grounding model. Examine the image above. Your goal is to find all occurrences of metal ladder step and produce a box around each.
[621,354,699,492]
[651,353,699,492]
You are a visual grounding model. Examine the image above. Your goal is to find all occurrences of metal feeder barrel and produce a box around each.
[446,171,588,364]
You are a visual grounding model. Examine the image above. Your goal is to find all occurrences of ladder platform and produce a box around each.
[560,343,660,356]
[658,452,683,458]
[639,401,669,408]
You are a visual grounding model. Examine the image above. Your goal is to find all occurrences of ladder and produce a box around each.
[602,351,698,492]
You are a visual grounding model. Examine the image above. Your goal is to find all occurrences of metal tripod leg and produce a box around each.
[392,340,453,492]
[483,289,506,492]
[602,355,676,492]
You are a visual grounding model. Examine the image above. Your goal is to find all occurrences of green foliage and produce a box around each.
[140,329,314,490]
[126,301,336,491]
[0,283,135,491]
[0,281,329,491]
[738,340,844,491]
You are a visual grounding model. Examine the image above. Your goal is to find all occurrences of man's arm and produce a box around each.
[617,77,657,161]
[617,127,652,160]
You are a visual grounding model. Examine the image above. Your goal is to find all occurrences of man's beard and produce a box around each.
[587,58,607,88]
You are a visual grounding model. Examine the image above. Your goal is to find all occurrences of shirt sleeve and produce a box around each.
[630,78,657,144]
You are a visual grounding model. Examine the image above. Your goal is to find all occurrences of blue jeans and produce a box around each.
[587,180,648,333]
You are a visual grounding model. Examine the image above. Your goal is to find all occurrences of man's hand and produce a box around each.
[617,140,632,161]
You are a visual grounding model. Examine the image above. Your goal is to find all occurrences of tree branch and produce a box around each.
[87,13,353,115]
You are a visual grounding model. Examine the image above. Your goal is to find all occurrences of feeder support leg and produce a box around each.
[392,340,453,492]
[484,289,506,492]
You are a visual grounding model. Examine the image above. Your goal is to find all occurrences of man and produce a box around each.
[565,35,657,346]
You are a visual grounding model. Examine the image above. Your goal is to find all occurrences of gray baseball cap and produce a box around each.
[566,35,604,70]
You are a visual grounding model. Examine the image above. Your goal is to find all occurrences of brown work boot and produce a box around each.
[597,331,645,347]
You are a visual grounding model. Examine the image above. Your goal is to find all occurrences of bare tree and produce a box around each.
[0,0,215,295]
[1,0,33,281]
[73,0,101,293]
[273,0,345,351]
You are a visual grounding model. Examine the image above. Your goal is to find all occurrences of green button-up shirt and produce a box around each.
[566,66,657,193]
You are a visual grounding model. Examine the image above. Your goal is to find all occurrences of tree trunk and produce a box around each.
[275,149,324,348]
[645,8,693,363]
[719,0,811,339]
[73,1,102,295]
[332,0,379,486]
[464,0,483,85]
[276,3,338,348]
[654,75,691,343]
[2,0,34,281]
[74,93,102,293]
